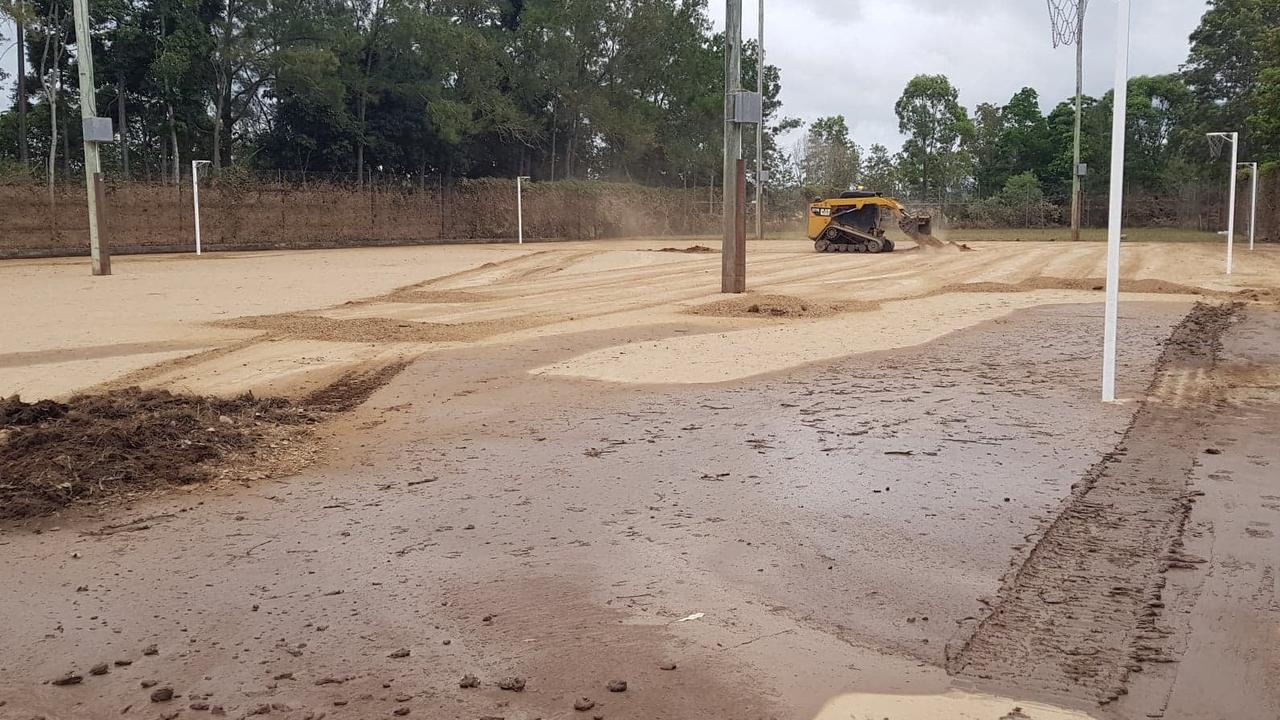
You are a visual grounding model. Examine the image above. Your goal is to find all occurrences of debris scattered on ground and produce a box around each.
[142,644,159,656]
[675,612,704,623]
[459,674,481,689]
[388,647,411,658]
[574,697,596,711]
[89,662,109,676]
[659,662,677,671]
[606,680,628,692]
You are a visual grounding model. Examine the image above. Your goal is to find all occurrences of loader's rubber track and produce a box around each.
[814,225,894,254]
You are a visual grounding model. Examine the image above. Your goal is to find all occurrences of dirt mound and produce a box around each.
[0,389,313,521]
[1,396,67,425]
[687,294,879,319]
[656,245,716,253]
[0,359,416,521]
[942,277,1213,296]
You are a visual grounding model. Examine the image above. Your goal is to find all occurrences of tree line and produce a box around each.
[1,0,1276,224]
[790,0,1279,221]
[0,0,787,188]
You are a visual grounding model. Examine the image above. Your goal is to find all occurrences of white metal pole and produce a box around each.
[1102,0,1131,403]
[1226,133,1237,274]
[1249,162,1258,251]
[516,176,529,244]
[192,161,202,255]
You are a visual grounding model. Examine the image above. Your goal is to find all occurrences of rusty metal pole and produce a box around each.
[734,159,747,288]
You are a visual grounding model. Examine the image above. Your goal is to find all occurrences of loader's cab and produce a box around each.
[806,193,898,241]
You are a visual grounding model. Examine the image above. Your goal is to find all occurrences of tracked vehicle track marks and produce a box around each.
[946,303,1241,704]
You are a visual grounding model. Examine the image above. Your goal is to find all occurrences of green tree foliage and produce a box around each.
[980,171,1057,227]
[1183,0,1280,156]
[860,143,898,195]
[894,73,974,200]
[0,0,786,186]
[798,115,860,198]
[1247,26,1280,164]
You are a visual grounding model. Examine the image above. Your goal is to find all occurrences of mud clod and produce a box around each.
[497,677,526,692]
[150,687,175,702]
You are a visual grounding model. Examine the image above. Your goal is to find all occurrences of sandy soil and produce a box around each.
[2,238,1279,719]
[3,239,1278,400]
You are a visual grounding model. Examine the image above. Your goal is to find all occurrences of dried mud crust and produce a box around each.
[946,302,1243,704]
[0,363,408,521]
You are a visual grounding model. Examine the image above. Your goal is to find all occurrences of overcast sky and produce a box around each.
[718,0,1210,151]
[3,1,1208,150]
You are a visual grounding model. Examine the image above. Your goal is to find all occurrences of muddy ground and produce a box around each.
[2,298,1278,719]
[2,241,1279,719]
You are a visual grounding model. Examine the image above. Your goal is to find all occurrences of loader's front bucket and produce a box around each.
[898,213,932,239]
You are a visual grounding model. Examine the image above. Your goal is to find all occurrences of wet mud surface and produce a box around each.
[2,301,1278,719]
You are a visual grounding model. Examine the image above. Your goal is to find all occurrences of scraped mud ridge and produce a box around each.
[943,276,1279,301]
[218,311,545,343]
[947,302,1242,704]
[0,363,408,521]
[688,294,881,319]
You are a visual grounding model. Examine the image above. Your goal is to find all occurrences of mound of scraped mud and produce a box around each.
[656,245,716,253]
[688,294,879,319]
[912,235,973,252]
[0,365,405,521]
[942,277,1217,296]
[0,389,313,521]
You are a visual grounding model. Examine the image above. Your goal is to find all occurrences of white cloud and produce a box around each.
[718,0,1209,150]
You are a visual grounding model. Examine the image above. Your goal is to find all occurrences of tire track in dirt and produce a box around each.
[945,302,1242,705]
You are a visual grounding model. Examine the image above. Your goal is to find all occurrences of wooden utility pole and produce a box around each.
[72,0,110,275]
[721,0,745,293]
[754,0,764,241]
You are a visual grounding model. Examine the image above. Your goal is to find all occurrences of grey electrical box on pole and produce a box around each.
[72,0,110,276]
[731,91,763,124]
[82,117,116,143]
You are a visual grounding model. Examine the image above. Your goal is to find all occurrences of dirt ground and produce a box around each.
[2,237,1279,719]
